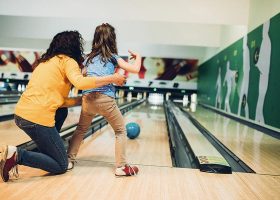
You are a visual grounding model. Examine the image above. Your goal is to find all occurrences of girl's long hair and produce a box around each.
[85,23,118,67]
[36,31,84,68]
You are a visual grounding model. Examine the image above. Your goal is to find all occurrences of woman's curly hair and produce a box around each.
[37,31,84,67]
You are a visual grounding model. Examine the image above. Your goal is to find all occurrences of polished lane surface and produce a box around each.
[186,105,280,175]
[76,102,172,167]
[0,103,16,116]
[0,98,127,147]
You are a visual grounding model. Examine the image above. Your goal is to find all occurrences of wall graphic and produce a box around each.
[116,57,198,89]
[223,61,237,113]
[255,21,271,124]
[0,50,198,90]
[238,35,250,118]
[215,66,222,109]
[0,50,40,72]
[116,57,198,81]
[198,13,280,130]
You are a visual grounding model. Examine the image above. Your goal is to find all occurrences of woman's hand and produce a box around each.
[81,67,87,77]
[61,96,82,107]
[112,73,127,86]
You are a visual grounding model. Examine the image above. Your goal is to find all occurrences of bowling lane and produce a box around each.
[76,102,172,167]
[0,93,21,102]
[62,106,82,129]
[0,103,16,116]
[0,98,128,147]
[0,120,30,146]
[186,105,280,175]
[0,106,84,147]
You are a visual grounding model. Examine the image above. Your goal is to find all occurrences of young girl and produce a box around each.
[67,23,141,176]
[0,30,126,182]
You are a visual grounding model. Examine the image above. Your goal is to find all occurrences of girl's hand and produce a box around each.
[128,50,138,60]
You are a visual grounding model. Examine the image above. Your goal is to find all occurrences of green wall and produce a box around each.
[198,13,280,130]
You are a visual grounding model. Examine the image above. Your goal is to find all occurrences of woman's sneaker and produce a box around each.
[67,160,76,171]
[67,156,76,171]
[0,145,18,182]
[115,164,139,176]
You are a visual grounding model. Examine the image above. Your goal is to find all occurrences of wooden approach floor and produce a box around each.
[0,103,280,199]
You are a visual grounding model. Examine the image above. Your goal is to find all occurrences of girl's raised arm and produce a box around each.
[117,50,141,73]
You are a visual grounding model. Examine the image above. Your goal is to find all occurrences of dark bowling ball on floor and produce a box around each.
[126,122,140,139]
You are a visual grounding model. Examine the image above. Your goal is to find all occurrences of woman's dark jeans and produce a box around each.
[15,108,69,174]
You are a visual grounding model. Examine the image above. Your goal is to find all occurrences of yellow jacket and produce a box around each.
[15,55,96,127]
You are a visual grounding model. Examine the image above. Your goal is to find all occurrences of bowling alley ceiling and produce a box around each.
[0,0,250,62]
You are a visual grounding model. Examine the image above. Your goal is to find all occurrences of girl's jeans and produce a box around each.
[67,93,127,167]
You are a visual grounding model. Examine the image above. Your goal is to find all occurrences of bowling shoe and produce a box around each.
[0,145,18,182]
[115,164,139,176]
[67,160,77,171]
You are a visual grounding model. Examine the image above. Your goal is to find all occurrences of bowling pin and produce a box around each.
[191,93,197,103]
[127,92,132,102]
[143,92,147,99]
[137,93,141,100]
[183,95,189,107]
[190,102,197,112]
[17,84,22,92]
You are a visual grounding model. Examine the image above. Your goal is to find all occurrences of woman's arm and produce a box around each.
[94,73,126,87]
[117,50,141,73]
[61,96,82,107]
[65,58,126,90]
